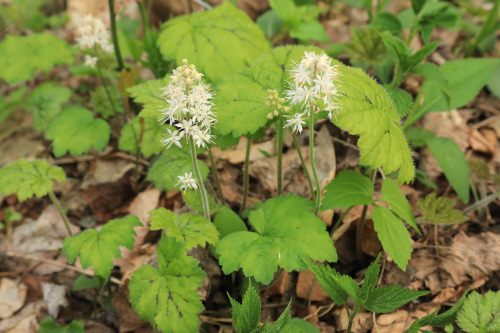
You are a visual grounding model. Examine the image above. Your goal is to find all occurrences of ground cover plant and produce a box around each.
[0,0,499,332]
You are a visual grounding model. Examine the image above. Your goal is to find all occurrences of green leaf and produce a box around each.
[182,190,220,216]
[457,290,500,333]
[408,41,439,66]
[91,85,123,119]
[290,20,330,43]
[417,193,468,224]
[372,205,412,271]
[346,26,388,68]
[321,170,374,210]
[72,274,106,291]
[229,283,261,333]
[46,107,110,157]
[487,64,500,99]
[62,216,141,278]
[371,12,403,34]
[147,146,209,192]
[281,318,321,333]
[256,10,283,37]
[157,2,269,83]
[38,318,84,333]
[334,65,415,184]
[404,127,435,147]
[0,159,66,201]
[149,207,219,250]
[129,237,206,333]
[217,195,337,284]
[384,85,413,118]
[366,285,428,313]
[263,299,292,332]
[214,206,247,238]
[359,254,381,302]
[119,117,167,157]
[379,32,411,69]
[25,83,72,131]
[426,137,470,203]
[0,33,73,83]
[411,0,427,14]
[127,76,170,119]
[381,178,420,233]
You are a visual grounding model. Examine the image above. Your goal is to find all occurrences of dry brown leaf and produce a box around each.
[41,282,68,318]
[0,278,27,319]
[296,270,330,301]
[0,300,44,333]
[333,308,372,333]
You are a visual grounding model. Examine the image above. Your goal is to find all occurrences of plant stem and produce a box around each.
[108,0,125,71]
[292,132,315,200]
[208,148,225,204]
[346,306,358,333]
[189,137,210,220]
[96,65,118,116]
[309,109,321,215]
[355,169,377,263]
[48,190,72,236]
[138,0,149,32]
[276,117,284,196]
[240,137,252,214]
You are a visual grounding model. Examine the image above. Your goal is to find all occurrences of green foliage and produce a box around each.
[0,86,26,123]
[25,83,72,131]
[72,274,106,291]
[366,285,428,313]
[0,159,66,201]
[157,2,269,83]
[384,85,413,117]
[457,291,500,333]
[372,205,413,271]
[119,117,166,157]
[257,9,283,37]
[281,318,321,333]
[91,85,123,119]
[321,170,374,210]
[487,64,500,99]
[426,137,470,203]
[46,107,110,157]
[335,65,415,184]
[1,208,22,224]
[149,207,219,250]
[417,193,468,224]
[38,318,84,333]
[217,195,337,284]
[147,146,209,192]
[127,76,170,119]
[213,206,247,238]
[0,33,73,83]
[381,178,420,233]
[0,0,47,33]
[345,26,388,68]
[370,12,403,34]
[129,237,206,333]
[62,216,141,278]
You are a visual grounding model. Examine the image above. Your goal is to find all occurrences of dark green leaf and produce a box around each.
[321,170,374,210]
[417,193,468,224]
[38,318,84,333]
[229,283,261,333]
[359,254,381,302]
[366,285,428,313]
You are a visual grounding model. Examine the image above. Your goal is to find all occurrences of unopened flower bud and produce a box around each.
[267,113,273,119]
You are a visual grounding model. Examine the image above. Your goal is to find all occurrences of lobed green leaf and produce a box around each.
[457,290,500,333]
[25,83,72,131]
[417,193,468,225]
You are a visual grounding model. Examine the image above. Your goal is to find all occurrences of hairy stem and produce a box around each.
[355,169,377,263]
[189,138,210,220]
[309,109,321,215]
[277,117,284,196]
[292,132,315,200]
[48,190,72,236]
[108,0,125,70]
[96,65,118,116]
[208,148,225,205]
[240,137,252,214]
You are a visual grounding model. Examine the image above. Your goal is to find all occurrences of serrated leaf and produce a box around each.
[384,85,413,118]
[305,261,353,305]
[0,33,73,83]
[321,170,374,210]
[182,190,220,216]
[381,178,420,233]
[119,117,167,157]
[372,205,412,271]
[149,207,218,250]
[263,299,292,332]
[62,216,141,278]
[281,318,321,333]
[25,83,72,131]
[38,318,84,333]
[457,291,500,333]
[216,195,337,284]
[359,254,381,302]
[157,2,269,83]
[0,159,66,201]
[366,285,428,313]
[147,146,209,192]
[46,107,110,157]
[91,85,123,119]
[426,137,470,203]
[334,65,415,184]
[229,283,261,333]
[129,237,206,333]
[417,193,468,224]
[127,76,170,119]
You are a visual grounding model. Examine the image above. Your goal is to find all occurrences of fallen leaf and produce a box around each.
[41,282,68,318]
[0,278,27,319]
[296,270,330,301]
[0,300,44,333]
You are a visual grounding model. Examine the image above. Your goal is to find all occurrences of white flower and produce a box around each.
[284,113,306,133]
[84,55,98,68]
[160,128,183,149]
[75,14,113,62]
[176,172,198,192]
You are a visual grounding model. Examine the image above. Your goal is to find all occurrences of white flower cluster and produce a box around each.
[176,172,198,192]
[75,14,114,68]
[284,51,341,133]
[159,59,216,149]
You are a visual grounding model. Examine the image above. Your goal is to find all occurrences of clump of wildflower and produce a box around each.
[176,172,198,192]
[284,51,341,133]
[159,59,216,149]
[265,89,291,120]
[74,14,114,68]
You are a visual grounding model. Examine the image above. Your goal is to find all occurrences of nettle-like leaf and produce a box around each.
[366,285,428,313]
[305,260,354,305]
[334,65,414,184]
[149,207,219,250]
[215,45,328,138]
[129,237,206,333]
[359,254,381,302]
[147,146,209,192]
[417,193,468,224]
[62,216,141,278]
[381,178,420,233]
[25,83,72,131]
[0,33,73,83]
[119,117,167,157]
[372,205,412,271]
[384,85,413,118]
[0,159,66,201]
[321,170,374,210]
[38,318,84,333]
[229,283,261,333]
[216,195,337,284]
[46,106,110,157]
[127,76,170,119]
[157,2,269,83]
[457,290,500,333]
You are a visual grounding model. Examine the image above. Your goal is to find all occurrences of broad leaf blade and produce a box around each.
[457,291,500,333]
[381,178,420,233]
[38,318,84,333]
[25,83,72,131]
[366,285,428,313]
[127,76,170,119]
[321,170,374,210]
[305,260,351,305]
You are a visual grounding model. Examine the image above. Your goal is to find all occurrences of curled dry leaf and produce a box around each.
[0,278,27,319]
